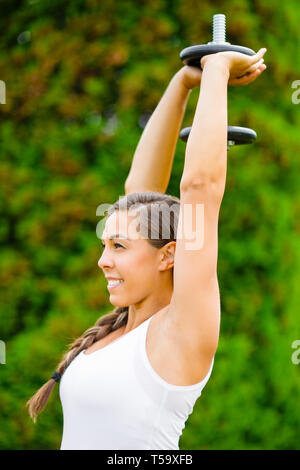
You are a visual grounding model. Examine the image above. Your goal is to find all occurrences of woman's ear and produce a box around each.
[159,241,176,271]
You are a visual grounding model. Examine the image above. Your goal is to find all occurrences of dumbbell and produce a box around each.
[179,126,257,150]
[179,14,257,149]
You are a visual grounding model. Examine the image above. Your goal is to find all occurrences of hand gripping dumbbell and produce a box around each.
[179,14,257,150]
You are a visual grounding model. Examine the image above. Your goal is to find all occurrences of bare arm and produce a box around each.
[181,50,267,193]
[125,67,202,194]
[168,49,267,361]
[185,59,228,181]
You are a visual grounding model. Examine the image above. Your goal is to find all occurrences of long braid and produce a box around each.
[60,307,128,366]
[26,307,128,422]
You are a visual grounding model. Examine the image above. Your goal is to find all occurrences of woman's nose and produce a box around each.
[98,251,114,270]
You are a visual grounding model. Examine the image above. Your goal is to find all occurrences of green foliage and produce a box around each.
[0,0,299,450]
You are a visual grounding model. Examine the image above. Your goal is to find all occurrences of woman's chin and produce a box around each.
[109,296,128,308]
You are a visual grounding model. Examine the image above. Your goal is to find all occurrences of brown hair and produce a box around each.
[26,191,180,422]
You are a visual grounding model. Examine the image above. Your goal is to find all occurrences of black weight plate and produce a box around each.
[180,44,255,68]
[228,126,257,144]
[179,126,257,145]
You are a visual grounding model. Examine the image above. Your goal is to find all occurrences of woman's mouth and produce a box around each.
[107,280,124,291]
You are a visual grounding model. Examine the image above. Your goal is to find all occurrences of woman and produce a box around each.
[26,49,267,450]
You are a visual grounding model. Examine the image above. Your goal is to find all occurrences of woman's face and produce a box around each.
[98,210,161,307]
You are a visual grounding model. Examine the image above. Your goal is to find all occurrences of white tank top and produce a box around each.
[59,314,214,450]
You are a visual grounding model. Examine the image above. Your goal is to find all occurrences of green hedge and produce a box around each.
[0,0,299,449]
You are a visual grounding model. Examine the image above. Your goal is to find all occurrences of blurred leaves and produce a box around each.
[0,0,300,451]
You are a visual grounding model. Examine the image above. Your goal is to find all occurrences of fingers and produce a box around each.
[249,48,267,65]
[245,58,265,74]
[230,63,266,84]
[247,63,267,79]
[230,64,267,86]
[239,70,263,85]
[235,55,266,80]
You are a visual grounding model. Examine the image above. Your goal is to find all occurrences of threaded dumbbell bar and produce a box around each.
[179,14,257,149]
[180,14,255,68]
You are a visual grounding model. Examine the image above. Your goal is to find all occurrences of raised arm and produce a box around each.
[181,50,267,191]
[167,50,267,369]
[125,66,202,195]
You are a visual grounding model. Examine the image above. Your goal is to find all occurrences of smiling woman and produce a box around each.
[25,47,267,450]
[26,191,181,424]
[25,63,200,432]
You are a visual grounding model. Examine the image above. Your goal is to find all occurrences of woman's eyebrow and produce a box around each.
[101,234,132,242]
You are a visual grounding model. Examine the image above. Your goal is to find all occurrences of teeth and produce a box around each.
[108,280,124,286]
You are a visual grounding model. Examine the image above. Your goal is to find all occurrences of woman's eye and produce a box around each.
[101,242,123,249]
